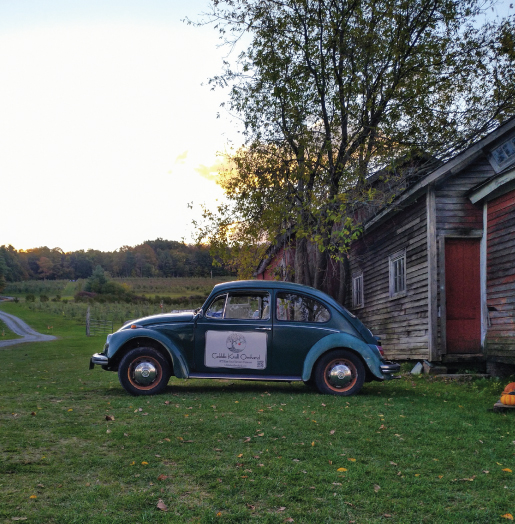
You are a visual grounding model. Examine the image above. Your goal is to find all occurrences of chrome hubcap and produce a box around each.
[327,363,353,388]
[133,361,158,386]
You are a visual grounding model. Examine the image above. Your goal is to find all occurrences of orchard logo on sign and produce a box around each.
[226,333,247,353]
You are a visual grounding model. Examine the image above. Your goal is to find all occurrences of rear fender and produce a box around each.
[302,333,383,382]
[106,329,189,378]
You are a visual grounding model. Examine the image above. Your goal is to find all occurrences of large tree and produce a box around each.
[196,0,515,295]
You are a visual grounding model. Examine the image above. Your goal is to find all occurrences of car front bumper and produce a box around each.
[89,353,109,370]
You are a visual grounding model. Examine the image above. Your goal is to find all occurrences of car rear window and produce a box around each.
[276,292,331,323]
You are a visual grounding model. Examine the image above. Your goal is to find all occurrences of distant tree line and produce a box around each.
[0,239,234,288]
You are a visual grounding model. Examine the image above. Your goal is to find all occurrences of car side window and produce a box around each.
[205,294,227,318]
[276,292,331,323]
[225,293,270,320]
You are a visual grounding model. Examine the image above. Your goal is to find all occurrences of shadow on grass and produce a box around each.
[99,376,431,399]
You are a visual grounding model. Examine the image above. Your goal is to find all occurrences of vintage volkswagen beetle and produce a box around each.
[90,280,400,396]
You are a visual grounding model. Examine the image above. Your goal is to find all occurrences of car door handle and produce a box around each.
[255,327,271,331]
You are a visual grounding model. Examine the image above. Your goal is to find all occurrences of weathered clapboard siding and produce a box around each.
[486,188,515,355]
[348,197,428,359]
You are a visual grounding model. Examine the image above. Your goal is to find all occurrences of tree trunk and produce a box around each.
[294,237,312,286]
[313,248,328,292]
[337,256,349,305]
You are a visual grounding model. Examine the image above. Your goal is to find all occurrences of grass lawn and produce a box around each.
[0,301,514,523]
[0,317,21,340]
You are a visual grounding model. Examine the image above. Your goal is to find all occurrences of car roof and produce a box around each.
[211,280,333,300]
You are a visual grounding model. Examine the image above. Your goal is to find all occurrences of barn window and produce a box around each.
[389,250,406,298]
[352,272,364,308]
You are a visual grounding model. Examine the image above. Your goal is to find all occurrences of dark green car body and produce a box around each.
[90,280,400,396]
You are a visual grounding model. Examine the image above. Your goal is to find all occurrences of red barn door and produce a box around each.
[445,238,481,354]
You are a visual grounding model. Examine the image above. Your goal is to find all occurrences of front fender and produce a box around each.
[106,329,189,379]
[302,333,384,382]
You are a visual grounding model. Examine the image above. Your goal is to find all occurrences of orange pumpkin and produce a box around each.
[500,393,515,406]
[502,382,515,395]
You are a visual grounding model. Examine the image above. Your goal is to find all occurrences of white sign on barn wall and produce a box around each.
[205,331,267,370]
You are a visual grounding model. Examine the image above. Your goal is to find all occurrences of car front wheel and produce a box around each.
[118,347,171,396]
[313,350,365,396]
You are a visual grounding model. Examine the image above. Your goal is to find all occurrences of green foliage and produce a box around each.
[84,265,109,293]
[25,294,35,302]
[39,295,49,303]
[0,240,235,284]
[196,0,515,286]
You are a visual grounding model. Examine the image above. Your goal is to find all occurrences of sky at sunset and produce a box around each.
[0,0,241,252]
[0,0,513,253]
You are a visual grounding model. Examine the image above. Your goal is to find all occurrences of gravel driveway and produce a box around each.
[0,309,57,348]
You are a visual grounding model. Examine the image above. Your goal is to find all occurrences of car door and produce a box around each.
[270,291,336,376]
[193,290,273,375]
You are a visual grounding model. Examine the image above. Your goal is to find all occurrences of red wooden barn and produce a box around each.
[256,117,515,371]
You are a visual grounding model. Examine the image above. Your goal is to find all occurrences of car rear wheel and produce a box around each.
[314,350,365,396]
[118,347,171,396]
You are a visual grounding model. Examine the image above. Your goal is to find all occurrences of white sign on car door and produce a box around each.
[205,330,267,369]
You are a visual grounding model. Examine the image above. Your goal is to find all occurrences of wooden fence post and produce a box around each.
[86,307,90,337]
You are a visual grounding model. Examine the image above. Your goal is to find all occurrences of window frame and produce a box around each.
[352,271,364,308]
[389,249,407,298]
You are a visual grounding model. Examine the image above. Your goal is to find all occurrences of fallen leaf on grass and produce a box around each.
[157,474,168,481]
[141,461,148,465]
[31,412,36,416]
[383,514,392,518]
[284,519,294,523]
[278,506,286,511]
[501,514,513,520]
[29,495,37,499]
[337,468,347,472]
[157,499,168,512]
[390,462,397,466]
[503,468,512,472]
[244,437,252,443]
[348,458,356,462]
[483,470,489,474]
[105,415,115,421]
[330,429,335,435]
[374,484,381,492]
[11,518,27,521]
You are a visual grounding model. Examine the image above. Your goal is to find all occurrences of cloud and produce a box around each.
[194,160,228,182]
[175,150,188,164]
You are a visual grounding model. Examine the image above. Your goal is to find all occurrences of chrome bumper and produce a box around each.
[380,361,401,378]
[89,353,109,370]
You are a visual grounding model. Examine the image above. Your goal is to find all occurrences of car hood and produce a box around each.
[120,311,195,329]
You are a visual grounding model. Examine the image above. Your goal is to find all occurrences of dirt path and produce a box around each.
[0,309,57,348]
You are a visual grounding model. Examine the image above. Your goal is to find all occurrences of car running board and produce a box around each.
[188,373,303,382]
